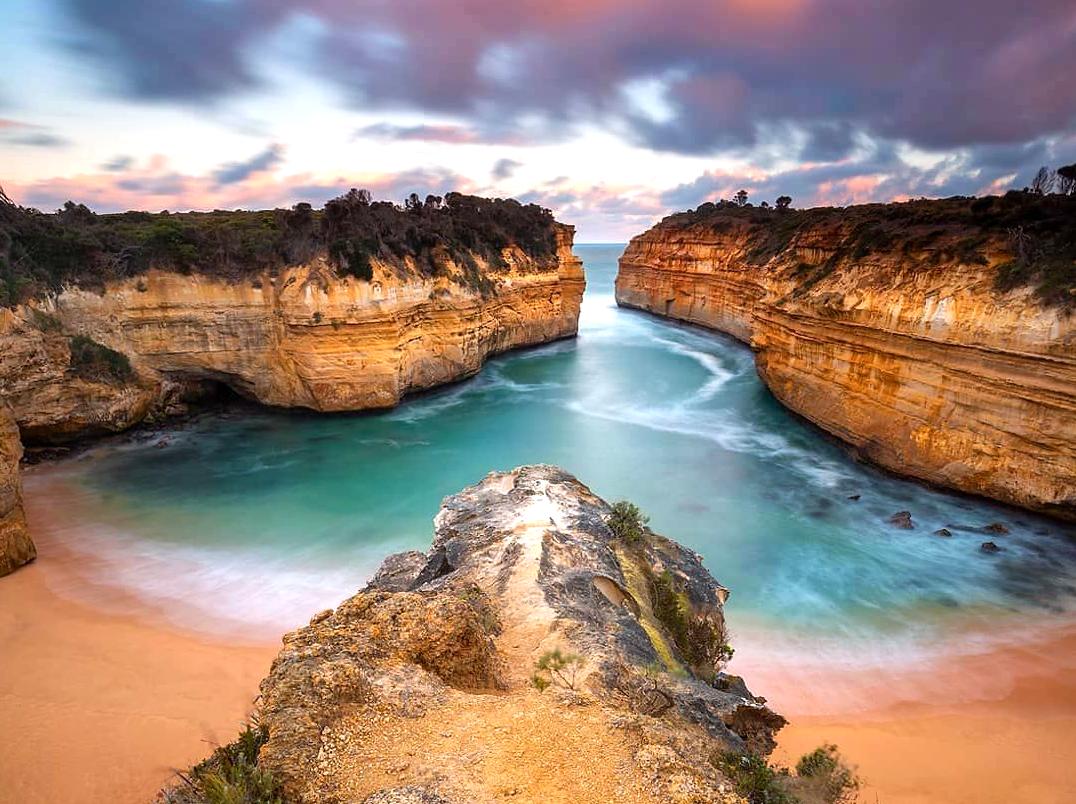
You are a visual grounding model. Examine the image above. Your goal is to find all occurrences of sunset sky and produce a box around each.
[2,0,1075,240]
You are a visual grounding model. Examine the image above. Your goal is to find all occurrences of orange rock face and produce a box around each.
[616,213,1076,519]
[0,405,33,576]
[0,225,584,443]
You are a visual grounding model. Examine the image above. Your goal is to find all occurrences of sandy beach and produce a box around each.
[757,627,1076,803]
[3,473,1076,803]
[0,488,277,804]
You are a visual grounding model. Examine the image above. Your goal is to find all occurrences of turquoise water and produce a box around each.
[39,245,1076,667]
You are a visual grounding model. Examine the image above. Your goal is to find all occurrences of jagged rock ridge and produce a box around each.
[251,465,783,803]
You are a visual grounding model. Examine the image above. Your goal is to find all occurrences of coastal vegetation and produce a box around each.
[0,187,558,306]
[662,181,1076,308]
[530,648,584,691]
[606,500,735,676]
[714,744,859,804]
[162,720,283,804]
[67,334,134,384]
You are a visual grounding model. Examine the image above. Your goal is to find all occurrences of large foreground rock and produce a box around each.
[255,465,783,803]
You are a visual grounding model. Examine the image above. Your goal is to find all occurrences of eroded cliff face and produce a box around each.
[0,406,33,576]
[617,210,1076,519]
[239,465,782,803]
[0,226,583,444]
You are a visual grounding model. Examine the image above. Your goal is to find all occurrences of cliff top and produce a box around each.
[0,189,561,306]
[164,465,786,804]
[645,193,1076,308]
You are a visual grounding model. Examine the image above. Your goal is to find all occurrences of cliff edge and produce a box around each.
[176,466,783,803]
[616,195,1076,518]
[0,194,585,444]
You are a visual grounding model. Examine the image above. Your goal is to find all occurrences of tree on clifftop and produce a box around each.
[734,189,749,207]
[775,195,792,210]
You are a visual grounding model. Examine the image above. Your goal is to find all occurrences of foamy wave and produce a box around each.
[45,521,375,641]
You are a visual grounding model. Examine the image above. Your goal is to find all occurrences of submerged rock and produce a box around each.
[934,528,953,538]
[983,522,1010,535]
[980,541,1002,553]
[248,465,783,803]
[889,510,915,529]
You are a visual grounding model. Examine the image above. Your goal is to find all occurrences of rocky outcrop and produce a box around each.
[251,465,782,803]
[0,405,33,576]
[616,202,1076,519]
[0,226,583,444]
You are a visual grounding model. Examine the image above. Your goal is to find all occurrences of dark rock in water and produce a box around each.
[847,494,861,501]
[983,522,1010,535]
[888,510,915,529]
[980,541,1002,553]
[934,528,952,538]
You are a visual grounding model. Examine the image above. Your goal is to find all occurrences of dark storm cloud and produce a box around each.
[212,143,284,185]
[61,1,1076,163]
[63,0,284,101]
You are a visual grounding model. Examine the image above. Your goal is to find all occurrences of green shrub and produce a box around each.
[607,500,648,544]
[68,334,133,384]
[650,569,733,673]
[794,744,859,804]
[713,751,796,804]
[714,745,859,804]
[164,720,284,804]
[532,648,583,691]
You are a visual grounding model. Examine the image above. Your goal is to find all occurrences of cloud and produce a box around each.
[58,0,1076,158]
[492,158,521,180]
[212,143,284,185]
[0,119,70,148]
[102,155,135,172]
[354,123,530,145]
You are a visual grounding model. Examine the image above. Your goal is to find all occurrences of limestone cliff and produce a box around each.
[616,197,1076,518]
[0,405,33,576]
[0,226,583,444]
[200,466,782,803]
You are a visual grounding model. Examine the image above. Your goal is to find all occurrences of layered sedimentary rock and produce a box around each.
[617,203,1076,518]
[239,465,782,803]
[0,405,33,576]
[0,226,583,444]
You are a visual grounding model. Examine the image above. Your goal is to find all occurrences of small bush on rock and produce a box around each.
[531,648,583,691]
[607,501,648,544]
[714,745,860,804]
[68,334,133,384]
[162,719,284,804]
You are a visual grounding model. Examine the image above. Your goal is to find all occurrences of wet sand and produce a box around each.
[758,628,1076,803]
[0,500,277,803]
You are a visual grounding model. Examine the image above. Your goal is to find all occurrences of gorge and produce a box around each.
[615,194,1076,519]
[0,193,584,575]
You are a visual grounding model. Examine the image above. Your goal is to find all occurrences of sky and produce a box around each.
[1,1,1075,241]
